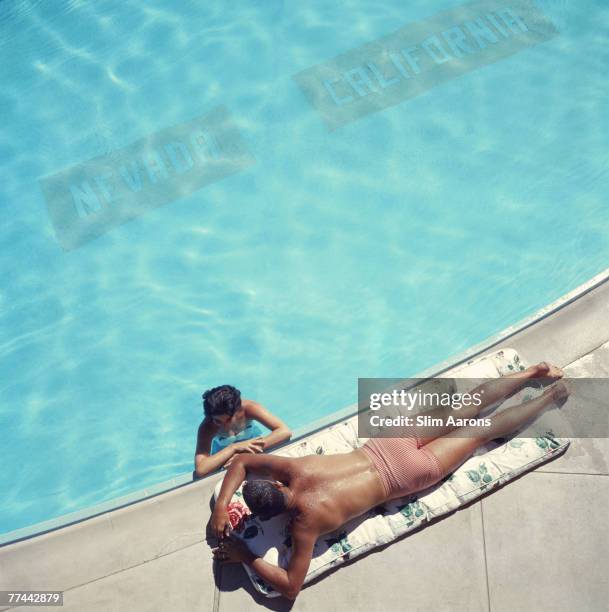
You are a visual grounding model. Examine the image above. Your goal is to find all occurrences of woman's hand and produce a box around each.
[211,504,231,539]
[233,437,265,454]
[212,535,254,564]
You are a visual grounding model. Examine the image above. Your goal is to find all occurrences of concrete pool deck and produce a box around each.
[2,271,609,611]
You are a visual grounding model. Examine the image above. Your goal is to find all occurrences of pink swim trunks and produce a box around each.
[361,435,443,497]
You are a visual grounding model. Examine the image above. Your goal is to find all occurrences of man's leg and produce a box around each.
[423,381,570,479]
[470,361,563,411]
[414,362,563,445]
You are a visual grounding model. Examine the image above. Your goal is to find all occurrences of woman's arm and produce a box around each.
[244,400,292,450]
[195,421,266,479]
[195,445,237,479]
[194,421,238,478]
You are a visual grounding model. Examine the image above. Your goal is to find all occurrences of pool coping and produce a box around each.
[3,265,609,546]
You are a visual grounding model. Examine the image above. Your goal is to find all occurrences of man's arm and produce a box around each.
[246,526,316,599]
[211,453,293,538]
[217,525,316,599]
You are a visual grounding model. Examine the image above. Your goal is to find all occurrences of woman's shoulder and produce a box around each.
[241,398,261,415]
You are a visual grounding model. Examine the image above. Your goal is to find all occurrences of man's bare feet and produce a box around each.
[533,362,564,381]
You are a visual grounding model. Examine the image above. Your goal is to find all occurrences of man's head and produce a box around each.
[242,480,288,520]
[202,385,242,429]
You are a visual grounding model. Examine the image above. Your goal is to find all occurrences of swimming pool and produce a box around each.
[1,0,608,536]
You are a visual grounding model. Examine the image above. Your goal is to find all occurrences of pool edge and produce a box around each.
[2,265,609,547]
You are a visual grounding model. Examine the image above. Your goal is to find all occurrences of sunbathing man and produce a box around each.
[211,363,568,599]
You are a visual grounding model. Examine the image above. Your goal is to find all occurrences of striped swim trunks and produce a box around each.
[361,435,443,498]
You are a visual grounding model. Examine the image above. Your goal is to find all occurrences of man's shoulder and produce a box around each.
[290,507,322,541]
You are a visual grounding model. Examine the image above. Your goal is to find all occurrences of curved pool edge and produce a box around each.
[2,266,609,549]
[2,266,609,605]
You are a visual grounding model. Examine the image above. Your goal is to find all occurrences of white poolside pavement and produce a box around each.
[1,274,609,612]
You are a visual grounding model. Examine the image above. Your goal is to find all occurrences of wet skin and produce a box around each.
[277,448,386,535]
[211,362,567,599]
[211,449,387,599]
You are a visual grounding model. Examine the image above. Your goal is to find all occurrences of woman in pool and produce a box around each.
[194,385,292,478]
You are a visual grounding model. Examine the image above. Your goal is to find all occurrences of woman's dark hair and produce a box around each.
[242,480,287,518]
[202,385,241,418]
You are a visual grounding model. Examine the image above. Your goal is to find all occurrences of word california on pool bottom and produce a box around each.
[294,0,558,129]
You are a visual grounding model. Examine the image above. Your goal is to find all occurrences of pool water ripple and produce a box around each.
[1,0,608,534]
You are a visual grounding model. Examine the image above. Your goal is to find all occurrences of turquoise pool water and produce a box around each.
[1,0,609,536]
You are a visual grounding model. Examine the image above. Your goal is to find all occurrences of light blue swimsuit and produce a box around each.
[211,420,265,455]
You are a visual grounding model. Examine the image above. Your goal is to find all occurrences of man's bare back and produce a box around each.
[279,449,386,535]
